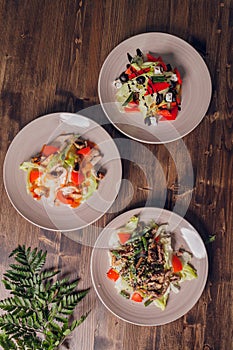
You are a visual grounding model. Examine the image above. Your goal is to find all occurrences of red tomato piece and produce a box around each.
[107,268,119,282]
[71,171,85,186]
[131,292,143,302]
[56,190,74,205]
[118,232,131,244]
[29,169,41,183]
[41,145,59,157]
[77,147,91,156]
[172,255,183,273]
[124,106,140,113]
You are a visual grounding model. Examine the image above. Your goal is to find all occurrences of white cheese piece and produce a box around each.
[165,92,173,102]
[154,66,163,74]
[170,73,178,82]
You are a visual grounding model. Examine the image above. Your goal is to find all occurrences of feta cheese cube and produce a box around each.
[165,92,173,102]
[170,73,178,82]
[154,66,163,74]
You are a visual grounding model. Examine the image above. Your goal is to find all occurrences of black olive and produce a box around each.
[156,93,163,105]
[136,48,143,57]
[170,81,177,89]
[119,72,129,82]
[74,162,80,171]
[127,53,133,62]
[75,139,86,148]
[166,64,172,71]
[144,117,151,126]
[136,75,146,84]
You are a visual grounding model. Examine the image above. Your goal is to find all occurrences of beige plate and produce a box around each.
[91,207,208,326]
[3,113,122,231]
[98,32,212,144]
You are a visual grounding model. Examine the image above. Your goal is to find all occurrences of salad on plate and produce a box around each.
[107,215,197,310]
[114,49,182,125]
[20,133,105,208]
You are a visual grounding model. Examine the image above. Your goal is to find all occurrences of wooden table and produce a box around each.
[0,1,232,349]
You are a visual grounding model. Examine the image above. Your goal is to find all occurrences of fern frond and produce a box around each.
[0,245,90,349]
[0,332,18,350]
[9,263,31,272]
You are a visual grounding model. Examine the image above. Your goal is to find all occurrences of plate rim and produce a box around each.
[98,31,212,144]
[3,112,122,232]
[90,206,209,326]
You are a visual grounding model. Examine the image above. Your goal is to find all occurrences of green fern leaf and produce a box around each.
[1,245,89,349]
[0,332,18,350]
[9,263,31,272]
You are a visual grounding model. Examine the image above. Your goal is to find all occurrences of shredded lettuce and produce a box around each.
[81,175,97,200]
[117,215,139,234]
[180,264,197,281]
[153,288,170,311]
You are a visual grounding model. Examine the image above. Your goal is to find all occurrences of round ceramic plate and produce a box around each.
[91,207,208,326]
[98,32,212,144]
[3,113,122,231]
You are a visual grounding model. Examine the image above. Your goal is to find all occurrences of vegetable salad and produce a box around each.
[114,49,182,125]
[20,134,105,208]
[107,216,197,310]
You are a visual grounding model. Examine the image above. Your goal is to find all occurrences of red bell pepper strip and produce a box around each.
[158,109,172,118]
[171,106,178,119]
[131,292,143,302]
[107,268,119,282]
[137,67,151,75]
[174,68,182,84]
[29,169,42,183]
[146,54,167,71]
[41,145,59,157]
[118,232,131,244]
[152,82,170,92]
[156,56,167,71]
[176,95,181,105]
[71,171,85,186]
[128,73,137,79]
[172,255,183,272]
[77,147,91,156]
[146,53,158,62]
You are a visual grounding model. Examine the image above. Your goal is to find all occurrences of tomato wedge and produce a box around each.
[124,106,140,113]
[77,147,91,156]
[56,190,74,205]
[118,232,131,244]
[107,268,119,282]
[71,171,85,186]
[172,255,183,273]
[29,169,42,183]
[41,145,59,157]
[131,292,143,302]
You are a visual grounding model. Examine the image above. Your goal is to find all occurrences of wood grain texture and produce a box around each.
[0,0,232,349]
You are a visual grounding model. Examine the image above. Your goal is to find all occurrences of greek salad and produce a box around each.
[20,134,105,208]
[114,49,182,125]
[107,215,197,310]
